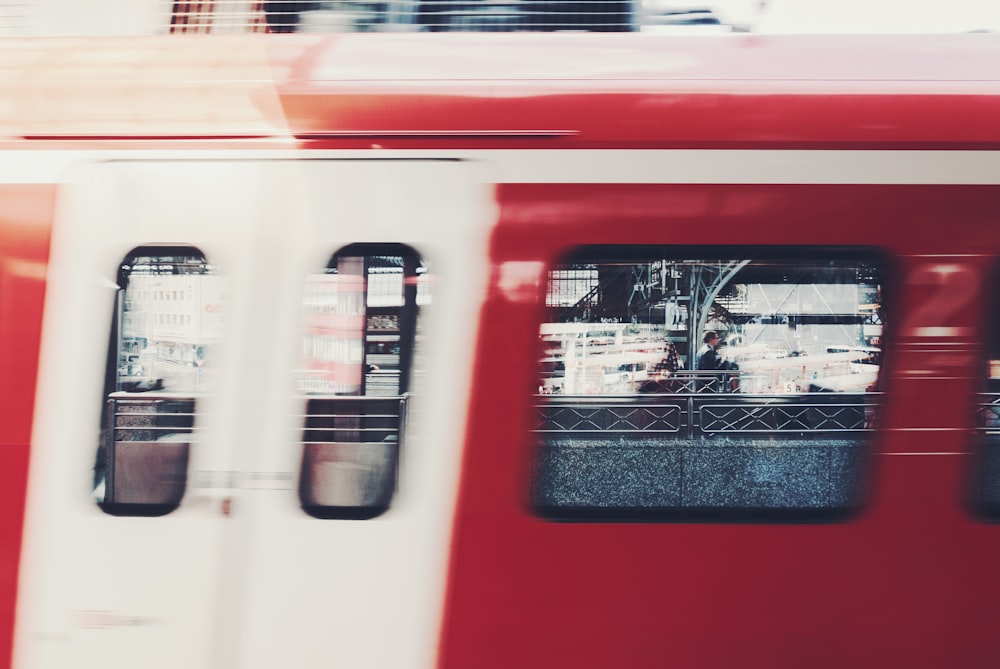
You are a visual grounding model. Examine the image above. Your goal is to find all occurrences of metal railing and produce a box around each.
[536,392,879,438]
[106,394,201,445]
[0,0,734,36]
[104,392,407,444]
[641,369,741,394]
[301,395,407,443]
[169,0,681,33]
[101,392,407,512]
[978,393,1000,432]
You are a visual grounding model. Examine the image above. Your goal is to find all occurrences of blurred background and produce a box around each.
[0,0,998,37]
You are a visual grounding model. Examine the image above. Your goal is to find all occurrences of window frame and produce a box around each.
[531,245,891,522]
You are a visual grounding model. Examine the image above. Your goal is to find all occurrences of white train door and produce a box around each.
[15,158,493,669]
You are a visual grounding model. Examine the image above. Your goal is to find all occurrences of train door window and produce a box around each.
[298,244,426,519]
[96,247,224,516]
[533,247,885,520]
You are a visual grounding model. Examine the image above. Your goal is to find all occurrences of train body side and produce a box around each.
[444,182,1000,668]
[2,34,1000,669]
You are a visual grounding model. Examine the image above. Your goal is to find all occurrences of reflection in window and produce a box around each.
[533,249,884,521]
[298,245,427,519]
[96,248,224,515]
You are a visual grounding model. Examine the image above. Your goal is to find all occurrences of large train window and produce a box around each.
[976,268,1000,519]
[297,244,427,519]
[95,247,224,516]
[533,247,884,521]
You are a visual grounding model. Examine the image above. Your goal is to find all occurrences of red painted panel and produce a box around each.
[440,184,1000,669]
[283,91,1000,150]
[274,36,1000,149]
[0,185,54,669]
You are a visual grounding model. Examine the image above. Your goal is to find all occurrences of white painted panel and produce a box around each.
[15,158,494,669]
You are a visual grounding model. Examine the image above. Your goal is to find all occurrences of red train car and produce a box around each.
[3,33,1000,669]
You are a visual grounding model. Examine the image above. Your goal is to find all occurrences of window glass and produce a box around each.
[976,280,1000,518]
[298,244,427,519]
[96,248,224,515]
[533,248,883,520]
